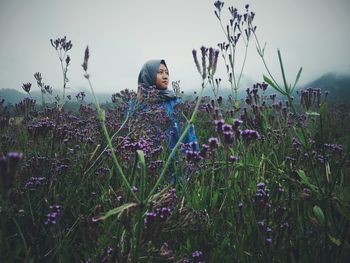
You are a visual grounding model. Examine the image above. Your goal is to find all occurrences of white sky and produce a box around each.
[1,0,349,94]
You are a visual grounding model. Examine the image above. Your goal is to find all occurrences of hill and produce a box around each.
[301,73,350,102]
[0,88,113,105]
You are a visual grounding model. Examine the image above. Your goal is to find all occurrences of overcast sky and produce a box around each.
[1,0,349,94]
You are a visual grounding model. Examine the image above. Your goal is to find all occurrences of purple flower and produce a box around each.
[214,119,225,133]
[200,144,209,157]
[208,137,219,149]
[223,131,234,145]
[22,83,32,93]
[192,250,203,258]
[24,176,47,191]
[232,118,243,130]
[266,238,272,244]
[144,212,157,224]
[229,155,239,163]
[45,205,62,225]
[257,182,265,189]
[7,151,23,164]
[214,1,224,12]
[241,129,260,142]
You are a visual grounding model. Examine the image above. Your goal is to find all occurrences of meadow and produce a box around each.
[1,2,350,262]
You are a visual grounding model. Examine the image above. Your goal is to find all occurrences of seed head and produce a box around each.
[22,83,32,93]
[192,49,201,75]
[82,46,90,72]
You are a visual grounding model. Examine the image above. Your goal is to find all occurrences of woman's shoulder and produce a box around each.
[157,97,181,115]
[166,97,183,105]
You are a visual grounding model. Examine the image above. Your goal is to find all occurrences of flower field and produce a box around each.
[1,2,350,262]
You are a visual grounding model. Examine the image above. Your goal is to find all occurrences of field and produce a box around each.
[1,2,350,262]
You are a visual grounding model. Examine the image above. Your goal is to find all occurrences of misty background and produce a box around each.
[1,0,350,98]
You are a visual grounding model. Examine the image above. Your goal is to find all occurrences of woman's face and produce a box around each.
[155,63,169,90]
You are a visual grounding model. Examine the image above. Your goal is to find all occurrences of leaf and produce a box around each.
[313,205,325,226]
[325,162,331,183]
[211,191,219,207]
[319,101,328,116]
[136,150,146,200]
[296,170,319,193]
[306,111,320,117]
[292,67,303,92]
[93,202,137,222]
[277,49,289,94]
[296,170,311,185]
[263,75,278,90]
[328,234,341,246]
[263,75,286,95]
[221,237,230,247]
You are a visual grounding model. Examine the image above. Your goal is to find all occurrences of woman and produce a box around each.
[131,59,199,152]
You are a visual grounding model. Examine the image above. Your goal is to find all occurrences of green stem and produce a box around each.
[59,58,67,110]
[83,109,131,175]
[84,73,139,202]
[252,32,279,88]
[132,203,145,263]
[277,49,290,94]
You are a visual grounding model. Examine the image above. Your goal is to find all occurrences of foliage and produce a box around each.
[1,2,350,262]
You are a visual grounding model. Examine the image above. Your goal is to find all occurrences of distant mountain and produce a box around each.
[301,73,350,102]
[0,89,26,104]
[0,88,114,105]
[2,73,349,105]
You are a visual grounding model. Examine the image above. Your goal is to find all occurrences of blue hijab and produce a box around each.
[137,59,177,102]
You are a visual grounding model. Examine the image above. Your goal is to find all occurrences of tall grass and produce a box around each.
[1,1,349,262]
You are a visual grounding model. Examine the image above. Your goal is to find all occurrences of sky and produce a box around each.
[1,0,350,94]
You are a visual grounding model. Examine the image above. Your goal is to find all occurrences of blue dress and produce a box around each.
[128,97,199,152]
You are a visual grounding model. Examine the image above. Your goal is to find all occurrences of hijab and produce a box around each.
[137,59,177,102]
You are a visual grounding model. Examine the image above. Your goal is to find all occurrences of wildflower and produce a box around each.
[131,186,138,193]
[229,155,239,163]
[208,137,219,149]
[50,36,72,51]
[45,205,62,225]
[241,129,260,143]
[257,219,266,227]
[200,144,209,158]
[22,83,32,93]
[200,46,208,80]
[144,212,157,224]
[300,187,311,199]
[24,176,47,191]
[44,85,53,95]
[324,143,343,154]
[192,250,203,259]
[82,46,89,72]
[292,137,301,150]
[192,49,201,75]
[214,118,225,133]
[223,131,233,145]
[7,151,23,165]
[34,72,43,86]
[214,1,224,12]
